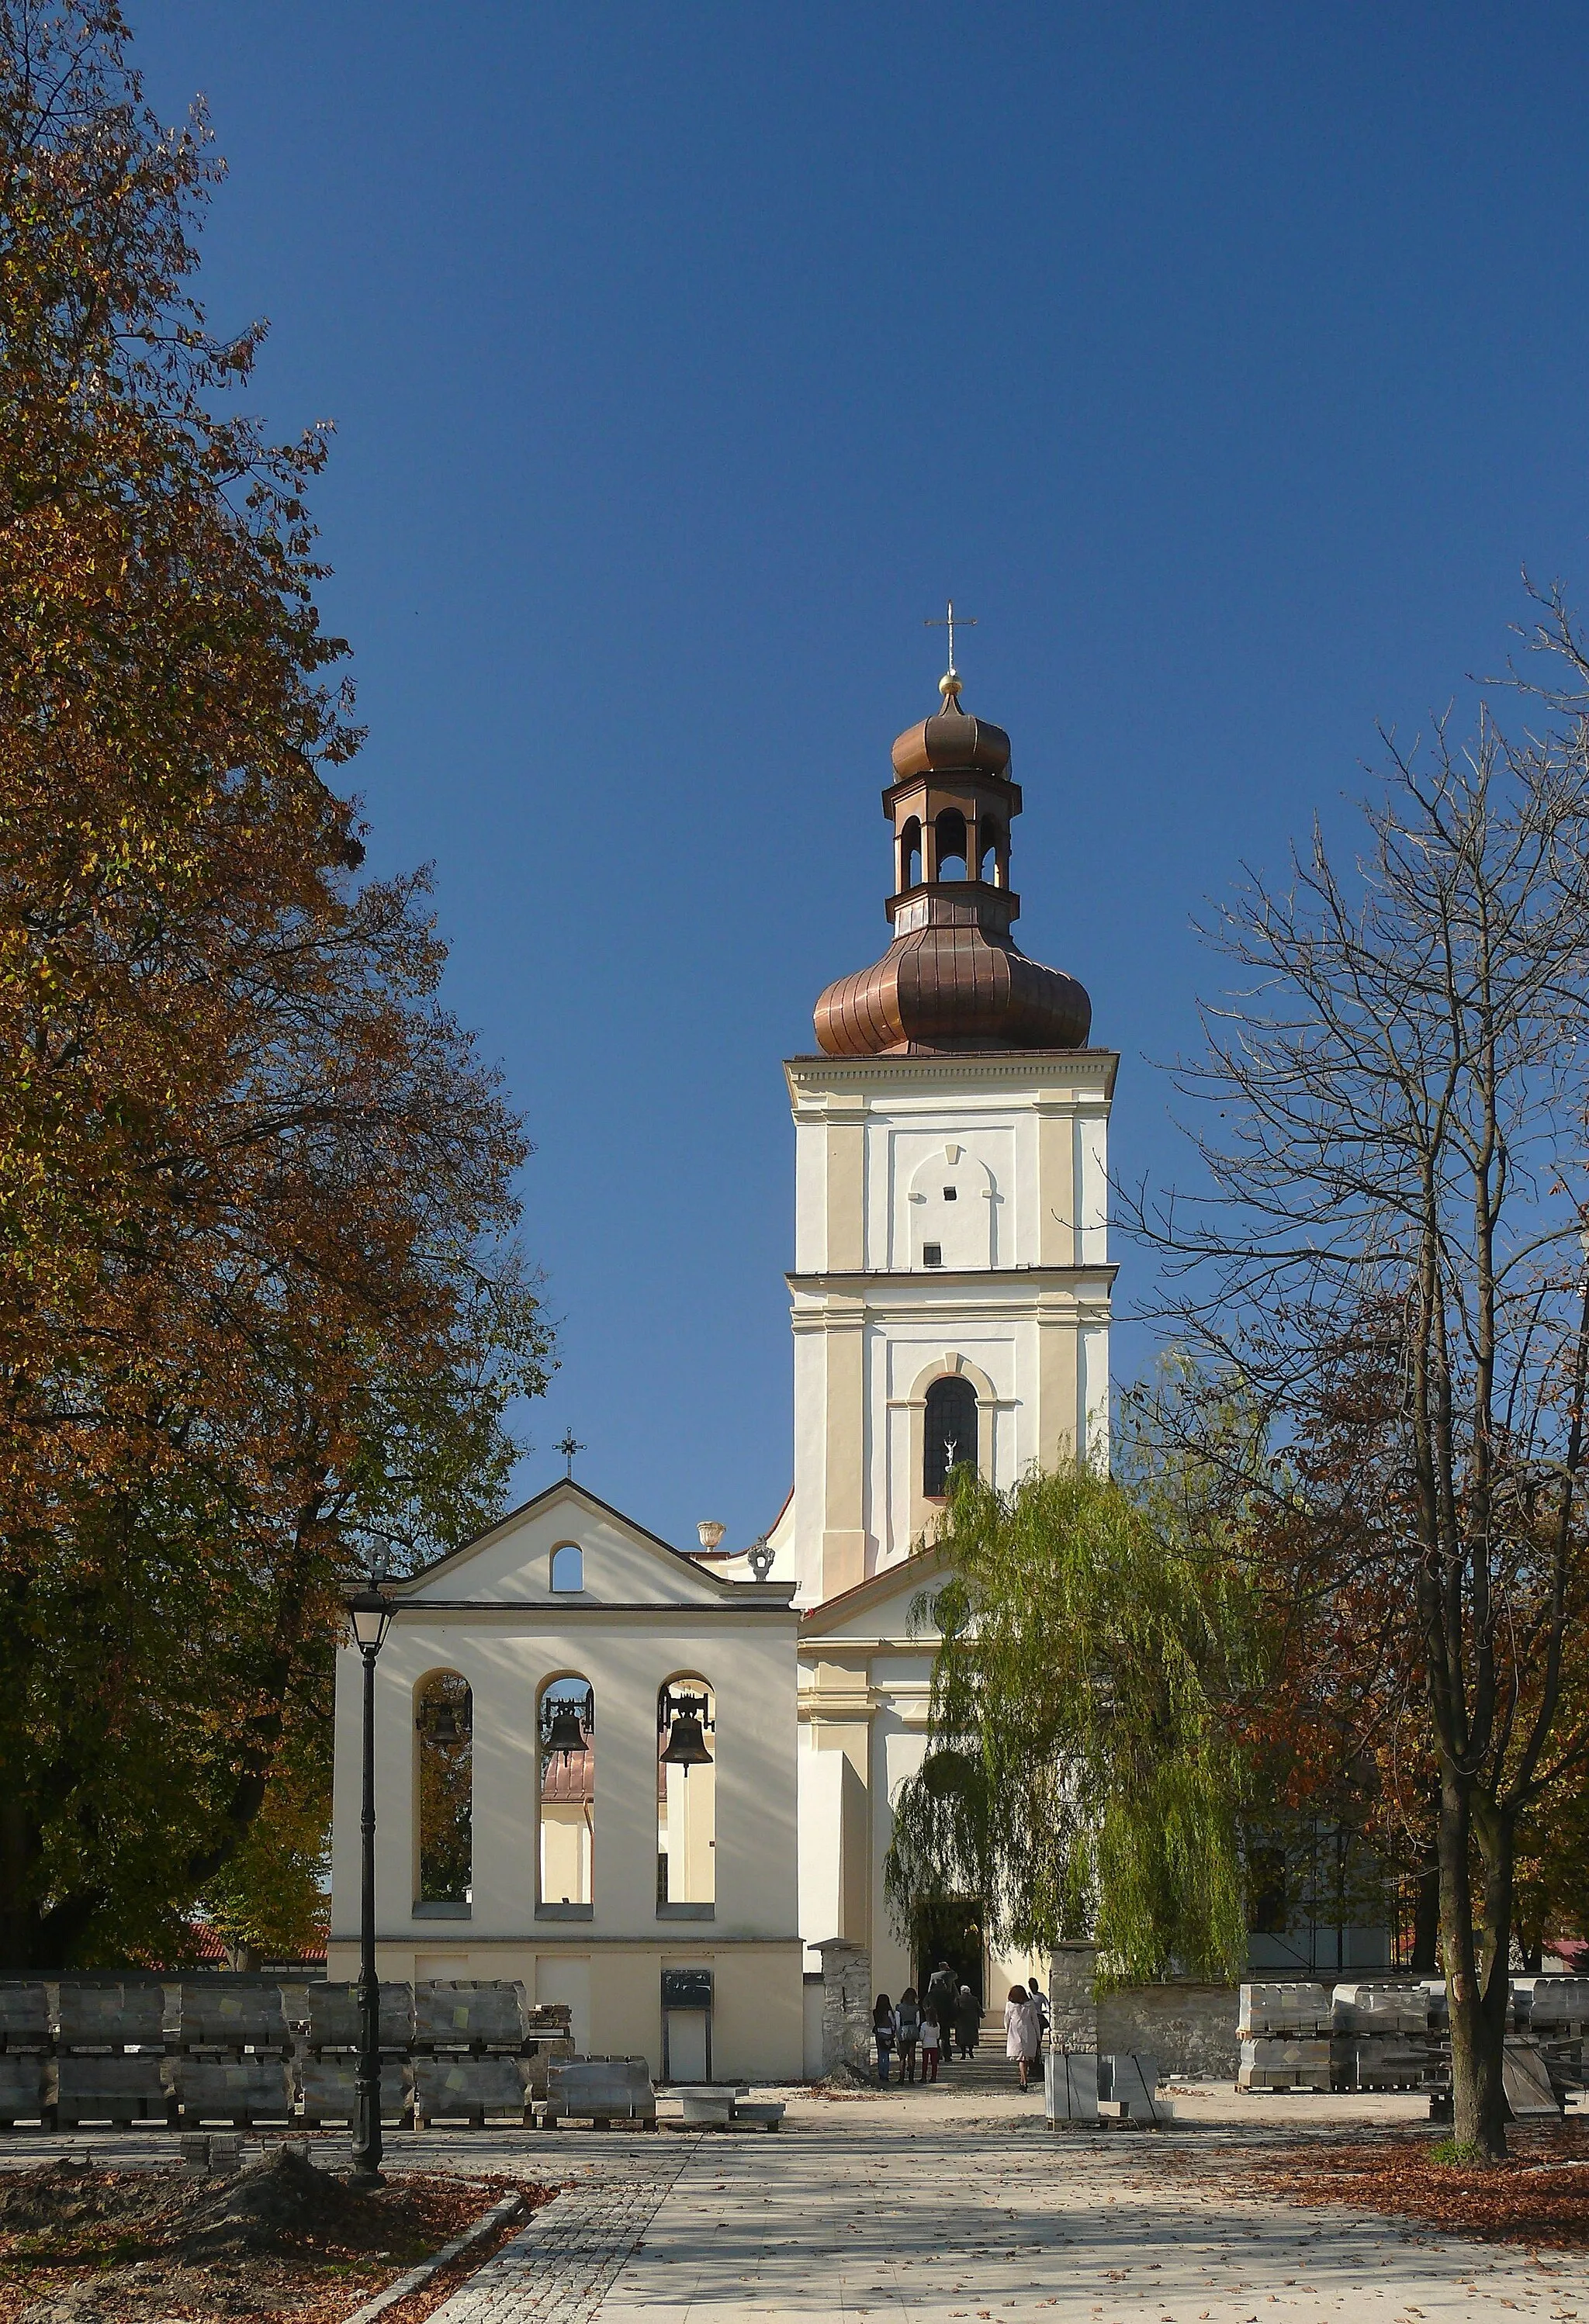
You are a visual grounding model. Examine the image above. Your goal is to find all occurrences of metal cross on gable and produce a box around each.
[925,598,977,676]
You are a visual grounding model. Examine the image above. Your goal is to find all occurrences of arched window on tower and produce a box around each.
[935,809,968,880]
[415,1672,473,1909]
[538,1676,594,1911]
[977,818,1006,886]
[899,816,923,893]
[923,1375,978,1499]
[656,1676,715,1914]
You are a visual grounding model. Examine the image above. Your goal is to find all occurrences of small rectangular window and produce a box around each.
[923,1243,943,1267]
[942,1186,957,1201]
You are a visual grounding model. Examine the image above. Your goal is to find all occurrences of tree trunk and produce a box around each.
[1410,1848,1441,1974]
[0,1797,33,1975]
[1441,1772,1508,2159]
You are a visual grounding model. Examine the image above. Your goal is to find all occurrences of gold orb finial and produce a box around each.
[939,669,962,701]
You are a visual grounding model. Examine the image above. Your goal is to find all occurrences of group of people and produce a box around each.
[870,1966,1051,2091]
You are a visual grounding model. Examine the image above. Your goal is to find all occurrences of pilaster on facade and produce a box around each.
[784,1049,1119,1596]
[798,1663,880,1730]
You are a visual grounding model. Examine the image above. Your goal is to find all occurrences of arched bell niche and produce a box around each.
[414,1669,473,1908]
[656,1676,716,1914]
[538,1675,594,1912]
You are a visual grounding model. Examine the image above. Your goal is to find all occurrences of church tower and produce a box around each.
[781,654,1116,1608]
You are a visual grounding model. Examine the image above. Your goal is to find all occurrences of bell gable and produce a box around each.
[396,1479,752,1611]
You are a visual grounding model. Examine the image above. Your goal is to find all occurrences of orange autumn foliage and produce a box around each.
[0,5,552,1968]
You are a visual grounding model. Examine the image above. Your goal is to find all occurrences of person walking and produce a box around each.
[1027,1976,1051,2039]
[919,2002,942,2083]
[872,1992,897,2085]
[926,1961,958,2062]
[895,1986,921,2084]
[1005,1983,1043,2091]
[954,1983,980,2061]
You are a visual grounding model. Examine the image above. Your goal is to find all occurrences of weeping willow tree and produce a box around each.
[884,1460,1258,1985]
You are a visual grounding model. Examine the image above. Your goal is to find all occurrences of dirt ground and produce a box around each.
[0,2149,554,2324]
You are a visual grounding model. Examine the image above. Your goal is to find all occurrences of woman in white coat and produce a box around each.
[1004,1983,1043,2091]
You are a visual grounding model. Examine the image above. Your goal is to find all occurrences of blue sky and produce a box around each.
[133,2,1589,1550]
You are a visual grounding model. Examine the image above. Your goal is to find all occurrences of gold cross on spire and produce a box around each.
[925,598,977,680]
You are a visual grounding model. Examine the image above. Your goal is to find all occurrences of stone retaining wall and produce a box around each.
[1096,1983,1239,2078]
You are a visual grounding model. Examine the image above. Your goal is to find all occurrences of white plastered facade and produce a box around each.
[327,1480,802,2082]
[711,1045,1118,2003]
[779,1047,1116,1607]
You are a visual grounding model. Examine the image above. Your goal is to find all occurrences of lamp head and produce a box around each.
[346,1586,393,1655]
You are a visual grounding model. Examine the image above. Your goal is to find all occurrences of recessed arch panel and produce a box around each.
[549,1541,583,1593]
[656,1672,716,1913]
[537,1673,594,1909]
[414,1670,473,1907]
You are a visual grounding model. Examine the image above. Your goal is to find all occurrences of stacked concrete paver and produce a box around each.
[1238,1973,1589,2106]
[0,1978,576,2135]
[408,1980,576,2129]
[52,1980,167,2129]
[0,1985,50,2129]
[1237,1980,1332,2089]
[298,1980,413,2128]
[171,1981,295,2129]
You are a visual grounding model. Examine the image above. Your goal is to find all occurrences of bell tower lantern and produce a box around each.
[814,664,1091,1057]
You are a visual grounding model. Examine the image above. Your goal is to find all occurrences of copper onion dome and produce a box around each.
[813,671,1092,1057]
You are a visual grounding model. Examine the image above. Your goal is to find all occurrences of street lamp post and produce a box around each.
[346,1582,393,2187]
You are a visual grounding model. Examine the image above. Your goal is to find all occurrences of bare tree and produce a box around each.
[1135,592,1589,2159]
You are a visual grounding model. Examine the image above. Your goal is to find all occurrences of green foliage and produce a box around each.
[885,1459,1256,1984]
[200,1717,333,1964]
[1429,2138,1482,2167]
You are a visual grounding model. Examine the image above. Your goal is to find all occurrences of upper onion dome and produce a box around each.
[891,678,1013,781]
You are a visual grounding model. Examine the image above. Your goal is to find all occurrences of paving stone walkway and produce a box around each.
[423,2148,696,2324]
[9,2087,1589,2322]
[414,2100,1589,2324]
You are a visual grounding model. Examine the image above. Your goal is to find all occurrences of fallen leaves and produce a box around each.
[1216,2121,1589,2249]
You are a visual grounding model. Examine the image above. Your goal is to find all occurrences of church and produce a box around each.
[327,651,1116,2080]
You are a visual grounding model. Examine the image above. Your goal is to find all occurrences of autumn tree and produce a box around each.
[1135,603,1589,2157]
[0,2,552,1968]
[1121,1350,1415,1969]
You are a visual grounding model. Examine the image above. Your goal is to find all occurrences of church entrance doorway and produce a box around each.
[912,1897,985,2012]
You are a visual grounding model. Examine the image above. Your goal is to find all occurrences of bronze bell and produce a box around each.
[542,1698,588,1760]
[427,1702,466,1748]
[660,1701,713,1776]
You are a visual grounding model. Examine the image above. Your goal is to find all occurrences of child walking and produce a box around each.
[919,2002,941,2083]
[895,1986,921,2083]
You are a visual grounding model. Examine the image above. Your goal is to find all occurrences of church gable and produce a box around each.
[798,1544,948,1644]
[398,1480,727,1610]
